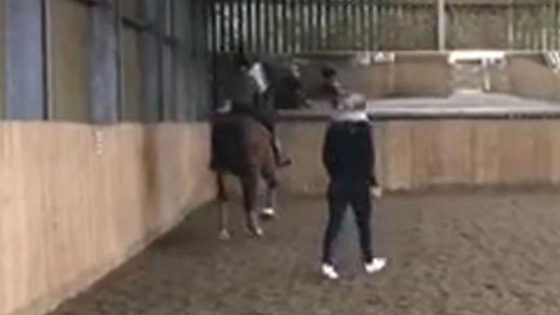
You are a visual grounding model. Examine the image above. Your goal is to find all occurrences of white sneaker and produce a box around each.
[365,257,387,274]
[321,263,340,280]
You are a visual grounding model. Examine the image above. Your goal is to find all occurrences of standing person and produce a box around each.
[318,64,367,111]
[320,99,387,280]
[318,64,346,107]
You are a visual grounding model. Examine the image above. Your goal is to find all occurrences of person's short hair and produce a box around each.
[321,65,337,78]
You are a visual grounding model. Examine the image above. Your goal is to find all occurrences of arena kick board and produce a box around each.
[290,92,560,120]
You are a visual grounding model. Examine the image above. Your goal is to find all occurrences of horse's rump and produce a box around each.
[210,114,275,177]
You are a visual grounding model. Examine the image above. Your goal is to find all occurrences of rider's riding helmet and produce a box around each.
[321,64,337,79]
[233,48,251,69]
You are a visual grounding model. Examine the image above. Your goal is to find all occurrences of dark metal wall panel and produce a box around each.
[193,0,211,120]
[140,0,212,122]
[5,0,45,119]
[141,0,162,122]
[166,0,210,121]
[0,0,211,123]
[120,0,144,121]
[121,0,141,18]
[161,0,174,120]
[91,1,119,123]
[121,26,143,121]
[172,0,189,121]
[48,0,91,121]
[0,0,5,118]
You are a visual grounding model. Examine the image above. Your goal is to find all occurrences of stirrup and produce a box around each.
[276,156,292,168]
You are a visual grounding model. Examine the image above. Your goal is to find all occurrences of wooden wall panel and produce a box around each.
[435,121,473,185]
[472,123,501,185]
[276,119,560,193]
[0,123,215,315]
[549,121,560,184]
[378,122,413,190]
[49,0,91,121]
[391,119,560,189]
[411,123,443,186]
[531,122,552,181]
[497,122,537,183]
[279,122,328,194]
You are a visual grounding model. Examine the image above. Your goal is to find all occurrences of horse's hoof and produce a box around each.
[253,228,264,238]
[245,227,264,238]
[261,208,277,220]
[219,230,231,241]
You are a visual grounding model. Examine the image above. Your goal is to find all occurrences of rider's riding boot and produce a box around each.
[272,138,292,168]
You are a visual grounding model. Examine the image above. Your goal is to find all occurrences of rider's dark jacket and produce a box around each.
[224,62,276,133]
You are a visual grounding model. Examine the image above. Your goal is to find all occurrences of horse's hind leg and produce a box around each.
[241,171,263,237]
[261,184,278,219]
[261,163,279,219]
[216,172,231,240]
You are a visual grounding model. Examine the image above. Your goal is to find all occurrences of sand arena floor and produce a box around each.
[50,189,560,315]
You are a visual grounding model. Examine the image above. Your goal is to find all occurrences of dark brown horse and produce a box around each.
[210,113,279,240]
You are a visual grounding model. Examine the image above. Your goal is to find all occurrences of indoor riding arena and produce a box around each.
[3,1,560,315]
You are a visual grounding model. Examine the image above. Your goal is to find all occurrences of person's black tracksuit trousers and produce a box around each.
[322,179,373,265]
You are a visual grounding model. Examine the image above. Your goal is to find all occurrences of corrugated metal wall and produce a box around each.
[48,0,91,121]
[0,0,4,119]
[208,0,560,53]
[446,1,560,50]
[207,0,437,53]
[121,0,144,121]
[4,0,45,119]
[0,0,210,123]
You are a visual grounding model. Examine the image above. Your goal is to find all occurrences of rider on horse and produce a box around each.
[219,51,292,168]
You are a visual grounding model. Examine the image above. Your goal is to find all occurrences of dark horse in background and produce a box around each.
[257,56,309,110]
[209,55,304,239]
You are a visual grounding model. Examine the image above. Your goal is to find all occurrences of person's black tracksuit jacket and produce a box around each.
[322,119,377,186]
